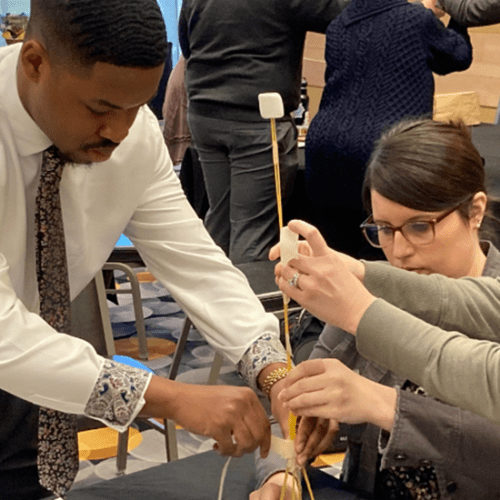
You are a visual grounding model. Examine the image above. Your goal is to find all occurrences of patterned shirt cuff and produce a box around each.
[84,359,152,432]
[237,334,287,392]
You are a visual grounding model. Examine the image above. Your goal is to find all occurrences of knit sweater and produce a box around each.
[305,0,472,209]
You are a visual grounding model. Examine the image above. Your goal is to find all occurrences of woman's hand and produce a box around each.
[278,359,397,432]
[271,220,374,334]
[268,377,339,466]
[270,220,366,280]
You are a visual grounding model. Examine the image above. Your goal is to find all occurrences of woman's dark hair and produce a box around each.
[363,117,500,244]
[363,118,486,215]
[25,0,168,69]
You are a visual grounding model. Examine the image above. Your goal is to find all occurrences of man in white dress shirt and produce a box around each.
[0,0,323,497]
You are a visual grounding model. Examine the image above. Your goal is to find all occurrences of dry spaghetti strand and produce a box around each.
[270,117,314,500]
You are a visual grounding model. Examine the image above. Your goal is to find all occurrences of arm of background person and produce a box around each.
[288,0,350,33]
[431,0,500,26]
[424,8,472,74]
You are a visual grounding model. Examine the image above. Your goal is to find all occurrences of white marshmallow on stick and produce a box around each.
[258,93,285,222]
[258,93,297,305]
[258,92,285,120]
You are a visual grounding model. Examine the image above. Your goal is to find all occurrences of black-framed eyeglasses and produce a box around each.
[360,204,462,248]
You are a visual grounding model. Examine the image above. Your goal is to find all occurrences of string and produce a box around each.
[217,457,232,500]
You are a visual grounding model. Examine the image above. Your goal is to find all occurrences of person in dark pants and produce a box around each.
[178,0,349,264]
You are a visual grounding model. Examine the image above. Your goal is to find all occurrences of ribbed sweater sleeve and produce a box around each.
[356,263,500,425]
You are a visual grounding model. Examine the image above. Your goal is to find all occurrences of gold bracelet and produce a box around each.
[261,367,288,399]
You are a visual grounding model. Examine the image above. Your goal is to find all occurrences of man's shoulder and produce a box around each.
[0,43,21,66]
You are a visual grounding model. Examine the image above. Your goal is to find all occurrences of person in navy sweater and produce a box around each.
[304,0,472,259]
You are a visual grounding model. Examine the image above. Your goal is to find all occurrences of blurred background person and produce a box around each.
[162,54,191,167]
[423,0,500,26]
[178,0,349,264]
[304,0,472,259]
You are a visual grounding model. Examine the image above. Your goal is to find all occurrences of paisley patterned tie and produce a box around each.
[35,146,79,498]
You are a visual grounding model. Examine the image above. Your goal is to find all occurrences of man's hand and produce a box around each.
[250,472,299,500]
[271,220,374,334]
[294,416,339,467]
[278,359,397,432]
[142,377,271,458]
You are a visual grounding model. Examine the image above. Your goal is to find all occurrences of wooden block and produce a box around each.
[434,91,481,125]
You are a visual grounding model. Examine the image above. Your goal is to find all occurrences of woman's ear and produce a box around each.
[469,191,488,229]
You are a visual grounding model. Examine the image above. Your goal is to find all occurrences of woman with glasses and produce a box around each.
[252,119,500,500]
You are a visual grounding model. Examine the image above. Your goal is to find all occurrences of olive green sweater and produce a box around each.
[357,261,500,424]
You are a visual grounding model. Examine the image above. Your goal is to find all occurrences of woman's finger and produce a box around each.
[287,220,330,256]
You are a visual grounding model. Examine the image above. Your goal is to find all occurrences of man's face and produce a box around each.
[32,60,164,164]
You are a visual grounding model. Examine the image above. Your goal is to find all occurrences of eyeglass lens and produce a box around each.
[365,221,434,247]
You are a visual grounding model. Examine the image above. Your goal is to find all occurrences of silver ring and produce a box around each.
[288,272,300,288]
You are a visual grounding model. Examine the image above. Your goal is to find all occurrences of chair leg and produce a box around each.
[168,317,192,380]
[207,352,224,385]
[165,419,179,462]
[116,428,130,475]
[102,262,149,360]
[94,271,116,357]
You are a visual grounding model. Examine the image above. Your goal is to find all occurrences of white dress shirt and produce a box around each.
[0,43,281,429]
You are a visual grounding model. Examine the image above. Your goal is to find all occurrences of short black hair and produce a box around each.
[26,0,168,68]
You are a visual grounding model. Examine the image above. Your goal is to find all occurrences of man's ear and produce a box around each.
[19,40,50,84]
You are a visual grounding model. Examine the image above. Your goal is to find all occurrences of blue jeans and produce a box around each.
[188,111,298,264]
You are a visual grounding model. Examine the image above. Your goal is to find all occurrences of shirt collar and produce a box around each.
[0,44,53,157]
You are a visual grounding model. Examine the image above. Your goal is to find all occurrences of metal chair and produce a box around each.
[102,262,149,360]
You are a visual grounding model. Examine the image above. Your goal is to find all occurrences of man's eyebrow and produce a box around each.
[91,99,122,110]
[91,98,152,110]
